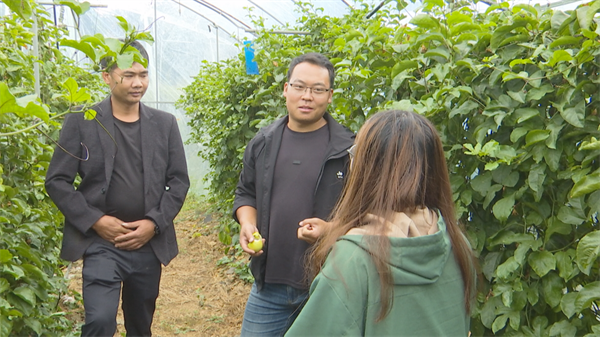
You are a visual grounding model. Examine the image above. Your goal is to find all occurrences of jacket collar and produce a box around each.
[93,96,156,195]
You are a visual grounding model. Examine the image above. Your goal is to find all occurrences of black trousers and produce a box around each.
[80,240,161,337]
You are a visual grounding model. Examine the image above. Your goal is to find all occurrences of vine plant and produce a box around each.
[0,0,152,335]
[179,0,600,335]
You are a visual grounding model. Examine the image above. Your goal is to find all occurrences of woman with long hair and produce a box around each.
[285,110,476,336]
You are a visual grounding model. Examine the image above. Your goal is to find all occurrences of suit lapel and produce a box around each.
[95,97,117,186]
[140,103,156,210]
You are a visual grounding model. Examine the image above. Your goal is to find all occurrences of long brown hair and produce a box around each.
[306,110,476,321]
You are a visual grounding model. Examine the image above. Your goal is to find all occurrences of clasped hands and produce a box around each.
[92,215,155,250]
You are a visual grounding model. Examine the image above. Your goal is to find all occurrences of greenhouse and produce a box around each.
[0,0,599,336]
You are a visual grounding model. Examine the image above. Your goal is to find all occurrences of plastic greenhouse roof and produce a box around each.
[65,0,387,104]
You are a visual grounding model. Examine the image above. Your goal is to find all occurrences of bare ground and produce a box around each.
[66,203,251,336]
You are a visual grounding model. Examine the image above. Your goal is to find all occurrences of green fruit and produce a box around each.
[248,232,263,252]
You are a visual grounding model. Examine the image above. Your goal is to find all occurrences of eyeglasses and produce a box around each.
[288,83,331,96]
[347,144,356,159]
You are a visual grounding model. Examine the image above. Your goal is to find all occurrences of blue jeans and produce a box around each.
[241,282,308,337]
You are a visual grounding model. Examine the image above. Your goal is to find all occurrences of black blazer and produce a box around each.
[45,97,190,266]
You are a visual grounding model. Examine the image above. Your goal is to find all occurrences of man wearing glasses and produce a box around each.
[233,52,355,336]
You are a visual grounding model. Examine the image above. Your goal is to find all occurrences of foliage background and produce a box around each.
[0,1,106,335]
[178,0,600,335]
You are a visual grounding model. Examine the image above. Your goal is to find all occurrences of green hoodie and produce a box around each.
[285,210,469,337]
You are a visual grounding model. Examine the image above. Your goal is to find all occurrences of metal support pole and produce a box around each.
[32,5,41,98]
[154,0,159,109]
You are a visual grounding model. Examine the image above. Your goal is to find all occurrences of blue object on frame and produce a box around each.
[244,41,259,75]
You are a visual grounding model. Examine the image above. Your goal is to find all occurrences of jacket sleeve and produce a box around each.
[145,115,190,232]
[45,113,104,234]
[285,241,368,337]
[232,135,261,223]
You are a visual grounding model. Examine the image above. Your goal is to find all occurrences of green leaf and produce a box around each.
[424,48,450,60]
[576,0,600,31]
[480,297,500,328]
[542,272,563,308]
[415,32,445,45]
[525,130,550,147]
[492,195,515,222]
[560,292,578,318]
[526,282,540,305]
[528,163,545,193]
[0,249,12,263]
[482,252,503,281]
[549,36,582,48]
[502,71,529,82]
[528,251,556,277]
[423,0,443,10]
[579,137,600,151]
[549,320,577,337]
[60,39,97,61]
[134,31,154,45]
[62,77,91,104]
[492,313,508,334]
[583,324,600,337]
[527,84,554,101]
[104,38,123,54]
[12,287,36,306]
[0,82,20,114]
[0,315,12,337]
[548,50,573,67]
[561,99,585,128]
[19,99,50,122]
[557,205,586,225]
[84,109,97,120]
[508,90,526,104]
[515,108,539,123]
[116,53,135,71]
[552,10,572,30]
[3,0,32,19]
[449,100,478,118]
[0,278,9,293]
[116,15,133,33]
[55,0,91,15]
[569,172,600,199]
[410,14,439,29]
[511,127,529,143]
[496,256,520,279]
[546,218,572,243]
[575,231,600,275]
[574,281,600,312]
[24,317,42,335]
[509,59,534,68]
[391,61,418,78]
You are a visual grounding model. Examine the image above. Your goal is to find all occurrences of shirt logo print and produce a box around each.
[337,171,344,179]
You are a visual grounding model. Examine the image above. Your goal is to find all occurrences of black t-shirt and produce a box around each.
[265,124,329,289]
[105,117,145,222]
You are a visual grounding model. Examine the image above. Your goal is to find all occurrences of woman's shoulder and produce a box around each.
[324,236,373,270]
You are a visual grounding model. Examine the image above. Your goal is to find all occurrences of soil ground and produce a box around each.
[66,199,251,336]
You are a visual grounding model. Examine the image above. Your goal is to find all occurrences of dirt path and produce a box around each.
[67,202,251,336]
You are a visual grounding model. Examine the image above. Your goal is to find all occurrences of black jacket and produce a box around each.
[45,97,190,266]
[232,113,355,289]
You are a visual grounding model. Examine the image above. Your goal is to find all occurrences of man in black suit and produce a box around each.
[45,41,189,336]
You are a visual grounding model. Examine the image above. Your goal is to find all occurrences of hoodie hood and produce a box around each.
[339,208,451,286]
